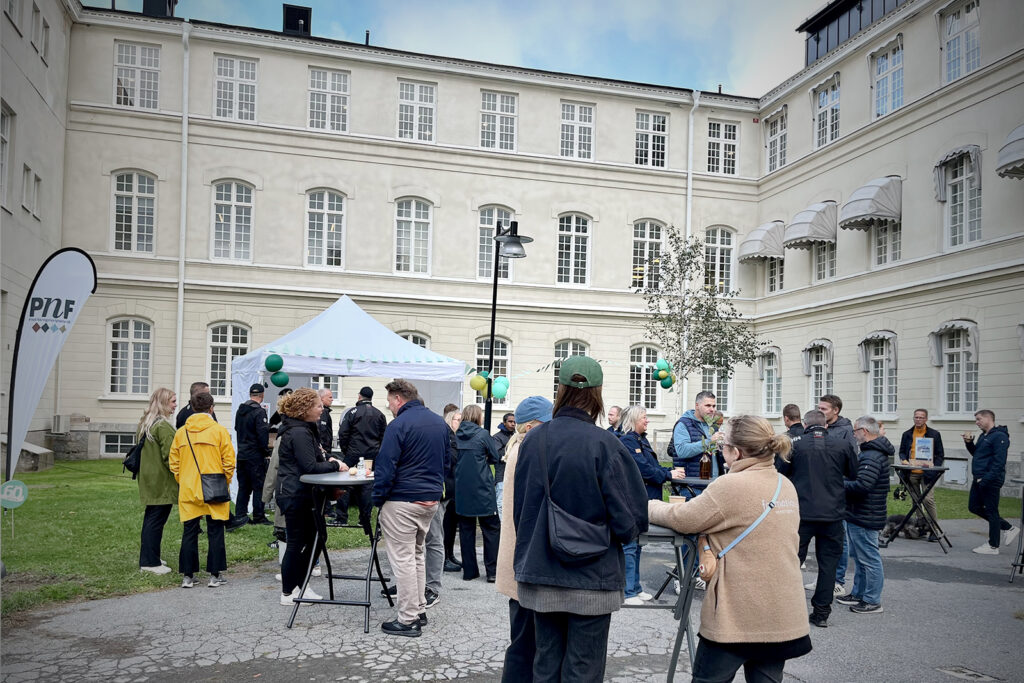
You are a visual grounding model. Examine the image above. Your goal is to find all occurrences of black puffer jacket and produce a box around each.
[275,416,340,505]
[234,400,269,461]
[778,425,858,522]
[844,436,893,531]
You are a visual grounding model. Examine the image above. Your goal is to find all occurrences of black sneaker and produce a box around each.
[226,516,248,532]
[381,619,421,637]
[251,517,273,526]
[809,613,828,628]
[425,588,440,609]
[325,518,347,528]
[443,559,462,572]
[850,601,883,614]
[380,584,397,597]
[835,593,861,606]
[417,612,428,627]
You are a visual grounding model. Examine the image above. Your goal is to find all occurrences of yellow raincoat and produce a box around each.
[169,413,236,522]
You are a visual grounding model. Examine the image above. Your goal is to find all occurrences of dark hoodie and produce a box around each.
[234,399,269,461]
[492,423,514,483]
[827,415,858,452]
[845,435,893,530]
[967,425,1010,487]
[275,416,339,504]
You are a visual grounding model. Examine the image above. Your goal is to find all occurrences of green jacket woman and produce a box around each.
[137,388,179,574]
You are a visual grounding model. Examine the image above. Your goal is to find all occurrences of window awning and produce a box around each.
[756,345,781,380]
[934,145,981,201]
[996,124,1024,179]
[738,221,786,262]
[927,319,979,367]
[801,338,833,376]
[784,201,837,250]
[857,330,897,372]
[839,176,902,230]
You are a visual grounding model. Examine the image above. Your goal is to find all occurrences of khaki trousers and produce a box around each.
[380,500,436,624]
[906,470,938,526]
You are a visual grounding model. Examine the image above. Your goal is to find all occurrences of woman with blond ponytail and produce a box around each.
[137,387,179,575]
[649,415,811,682]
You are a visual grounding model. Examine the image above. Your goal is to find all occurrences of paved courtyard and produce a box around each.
[2,519,1022,682]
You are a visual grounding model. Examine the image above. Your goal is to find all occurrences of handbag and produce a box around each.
[122,434,145,479]
[536,426,610,564]
[185,430,231,504]
[698,474,784,582]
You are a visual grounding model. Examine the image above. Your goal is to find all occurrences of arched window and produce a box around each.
[928,320,979,414]
[108,318,151,395]
[758,346,782,415]
[207,322,250,397]
[557,213,590,285]
[395,198,431,273]
[858,331,898,414]
[476,337,510,406]
[112,170,156,253]
[629,346,659,410]
[632,220,662,289]
[212,180,253,261]
[704,227,734,293]
[802,339,834,406]
[553,340,588,399]
[306,189,345,268]
[399,331,430,349]
[478,205,512,280]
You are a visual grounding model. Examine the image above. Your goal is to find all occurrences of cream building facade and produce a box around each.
[2,0,1022,483]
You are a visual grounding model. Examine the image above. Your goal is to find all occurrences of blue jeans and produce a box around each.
[847,522,884,605]
[623,539,642,598]
[495,482,504,520]
[835,521,848,585]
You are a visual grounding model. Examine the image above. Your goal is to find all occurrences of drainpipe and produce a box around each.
[174,23,191,397]
[681,90,701,412]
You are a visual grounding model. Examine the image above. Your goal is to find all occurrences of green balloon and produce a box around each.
[270,371,290,387]
[494,376,510,387]
[492,383,508,399]
[660,376,674,389]
[655,359,670,371]
[265,354,284,372]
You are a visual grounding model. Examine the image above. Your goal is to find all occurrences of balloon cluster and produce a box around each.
[651,358,676,389]
[265,353,289,387]
[469,370,510,399]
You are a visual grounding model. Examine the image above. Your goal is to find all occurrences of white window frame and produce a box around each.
[114,41,161,110]
[211,180,254,262]
[941,329,978,414]
[21,164,40,218]
[111,170,156,254]
[1,106,11,208]
[945,154,982,248]
[707,120,738,175]
[310,375,340,401]
[942,0,981,84]
[207,322,250,398]
[813,242,837,281]
[814,79,841,148]
[760,350,782,416]
[305,188,345,269]
[476,337,510,406]
[397,80,435,143]
[556,213,591,286]
[214,55,258,122]
[767,257,784,293]
[635,111,667,167]
[307,67,349,133]
[39,16,48,62]
[399,332,430,349]
[701,366,731,413]
[559,101,594,160]
[102,433,136,455]
[29,2,38,48]
[394,197,432,274]
[629,345,660,411]
[478,205,512,281]
[766,112,787,173]
[873,222,902,266]
[107,317,152,396]
[631,220,663,289]
[808,345,834,407]
[867,338,898,415]
[704,226,734,293]
[873,42,904,119]
[553,340,588,400]
[480,91,517,152]
[5,0,21,30]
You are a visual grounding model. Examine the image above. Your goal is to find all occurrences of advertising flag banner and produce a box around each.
[5,248,97,481]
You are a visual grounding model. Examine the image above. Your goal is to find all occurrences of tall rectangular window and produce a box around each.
[944,1,980,83]
[767,113,787,172]
[215,56,257,121]
[629,346,659,410]
[306,190,344,268]
[308,68,349,132]
[874,223,901,265]
[113,171,156,253]
[398,81,435,142]
[208,323,249,397]
[942,330,978,413]
[813,242,836,281]
[481,91,516,151]
[767,258,784,293]
[553,341,587,400]
[21,164,40,216]
[947,155,982,247]
[762,352,781,415]
[115,42,160,110]
[5,0,21,25]
[560,102,593,160]
[707,121,737,174]
[809,346,833,404]
[635,111,667,167]
[815,80,840,148]
[212,181,253,261]
[109,319,151,394]
[556,214,589,285]
[702,367,730,412]
[869,339,898,414]
[476,338,509,406]
[631,220,662,289]
[874,44,903,118]
[478,206,512,280]
[704,227,733,293]
[0,107,10,206]
[395,198,431,273]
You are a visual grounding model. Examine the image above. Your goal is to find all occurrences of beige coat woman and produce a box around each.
[495,429,525,600]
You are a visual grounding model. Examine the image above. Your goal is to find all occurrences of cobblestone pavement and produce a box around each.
[2,519,1023,682]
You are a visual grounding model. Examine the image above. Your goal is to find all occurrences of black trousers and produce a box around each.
[532,610,611,682]
[459,514,500,579]
[179,516,226,576]
[443,502,461,561]
[280,496,318,595]
[502,599,536,683]
[334,486,374,531]
[234,458,267,521]
[797,519,845,617]
[969,480,1012,547]
[139,504,172,567]
[692,637,786,683]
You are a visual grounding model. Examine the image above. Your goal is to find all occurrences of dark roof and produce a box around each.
[796,0,857,33]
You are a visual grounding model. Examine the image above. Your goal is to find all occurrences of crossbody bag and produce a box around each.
[185,430,231,504]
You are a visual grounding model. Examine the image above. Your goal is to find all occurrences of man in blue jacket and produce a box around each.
[373,379,449,637]
[669,391,725,479]
[964,409,1017,554]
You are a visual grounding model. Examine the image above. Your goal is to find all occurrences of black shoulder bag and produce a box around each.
[122,434,145,479]
[185,430,231,504]
[537,426,610,564]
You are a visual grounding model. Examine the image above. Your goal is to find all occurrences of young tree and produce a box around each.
[638,224,762,381]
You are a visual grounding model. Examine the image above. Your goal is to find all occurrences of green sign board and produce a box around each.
[1,480,28,508]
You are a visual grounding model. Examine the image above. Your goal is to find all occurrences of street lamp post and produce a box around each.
[484,220,531,432]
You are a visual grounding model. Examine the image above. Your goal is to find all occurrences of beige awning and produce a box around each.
[738,221,786,262]
[783,201,837,249]
[996,124,1024,179]
[839,176,902,230]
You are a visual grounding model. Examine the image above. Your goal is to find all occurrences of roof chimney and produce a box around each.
[365,29,370,46]
[283,4,312,37]
[141,0,177,18]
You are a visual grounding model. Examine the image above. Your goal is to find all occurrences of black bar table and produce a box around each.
[670,476,712,499]
[880,464,951,553]
[1009,478,1024,583]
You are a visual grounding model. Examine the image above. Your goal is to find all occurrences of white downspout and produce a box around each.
[681,90,701,412]
[174,23,191,397]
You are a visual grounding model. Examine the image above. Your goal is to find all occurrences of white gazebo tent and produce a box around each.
[230,295,467,427]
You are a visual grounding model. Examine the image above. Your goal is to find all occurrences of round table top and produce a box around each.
[892,463,948,472]
[671,477,713,487]
[300,471,375,486]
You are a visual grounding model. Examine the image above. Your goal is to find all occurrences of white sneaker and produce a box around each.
[623,596,645,606]
[160,559,168,566]
[1004,526,1020,546]
[140,565,171,575]
[181,575,194,589]
[800,562,807,569]
[834,583,845,596]
[972,543,999,555]
[637,591,653,601]
[695,578,707,590]
[673,579,681,595]
[299,585,322,600]
[275,573,282,582]
[281,590,298,605]
[803,580,815,590]
[312,565,322,577]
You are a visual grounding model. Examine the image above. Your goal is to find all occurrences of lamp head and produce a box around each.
[495,220,532,259]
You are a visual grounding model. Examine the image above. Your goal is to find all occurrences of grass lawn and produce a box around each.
[0,459,372,618]
[887,484,1021,519]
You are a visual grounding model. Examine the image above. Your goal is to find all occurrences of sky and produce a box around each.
[86,0,825,97]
